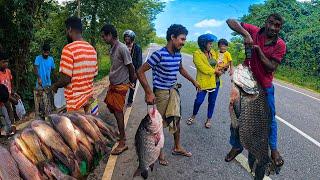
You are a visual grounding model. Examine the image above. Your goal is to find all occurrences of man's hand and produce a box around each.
[37,77,42,86]
[51,84,58,93]
[129,82,135,89]
[145,92,155,105]
[244,34,253,47]
[229,67,234,76]
[9,95,18,105]
[193,81,201,91]
[215,67,223,76]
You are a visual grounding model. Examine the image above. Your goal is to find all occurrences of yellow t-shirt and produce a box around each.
[215,51,232,69]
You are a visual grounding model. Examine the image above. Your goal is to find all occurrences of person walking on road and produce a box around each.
[225,13,286,168]
[137,24,200,166]
[186,33,223,128]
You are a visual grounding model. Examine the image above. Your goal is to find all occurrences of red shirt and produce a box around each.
[242,23,286,88]
[0,68,13,106]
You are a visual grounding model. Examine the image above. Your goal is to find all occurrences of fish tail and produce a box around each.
[141,168,148,179]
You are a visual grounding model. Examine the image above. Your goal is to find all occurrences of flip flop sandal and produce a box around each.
[187,117,195,125]
[172,150,192,157]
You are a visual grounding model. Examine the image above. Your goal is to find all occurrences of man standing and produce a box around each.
[0,84,16,136]
[137,24,200,165]
[34,43,55,88]
[123,30,142,107]
[101,24,136,155]
[51,17,98,113]
[225,13,286,168]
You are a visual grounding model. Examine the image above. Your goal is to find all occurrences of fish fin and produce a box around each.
[150,164,154,172]
[133,168,141,177]
[78,143,93,170]
[52,150,74,172]
[40,142,53,160]
[141,169,148,179]
[71,159,81,179]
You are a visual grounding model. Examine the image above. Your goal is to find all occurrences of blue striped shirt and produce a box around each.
[147,47,182,90]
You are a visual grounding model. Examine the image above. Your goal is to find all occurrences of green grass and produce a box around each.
[275,66,320,93]
[95,55,111,81]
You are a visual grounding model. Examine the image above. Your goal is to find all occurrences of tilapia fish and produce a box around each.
[85,115,117,142]
[13,134,38,165]
[9,141,42,180]
[31,120,81,178]
[21,128,53,165]
[134,108,164,179]
[49,114,92,164]
[66,113,110,155]
[0,145,20,180]
[230,64,272,180]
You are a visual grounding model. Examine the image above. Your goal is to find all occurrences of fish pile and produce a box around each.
[134,107,164,179]
[0,113,117,180]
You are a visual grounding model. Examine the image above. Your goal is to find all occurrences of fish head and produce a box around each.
[147,108,163,134]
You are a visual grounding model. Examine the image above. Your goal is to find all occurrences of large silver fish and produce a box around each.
[230,64,272,180]
[20,128,53,165]
[31,120,81,178]
[9,141,43,180]
[66,113,110,155]
[49,114,92,165]
[85,115,117,142]
[0,145,20,180]
[134,108,164,179]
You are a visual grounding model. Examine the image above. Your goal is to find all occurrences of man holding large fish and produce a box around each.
[137,24,200,166]
[225,13,286,176]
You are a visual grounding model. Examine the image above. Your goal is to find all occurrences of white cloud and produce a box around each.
[195,19,224,28]
[205,30,213,34]
[194,32,200,36]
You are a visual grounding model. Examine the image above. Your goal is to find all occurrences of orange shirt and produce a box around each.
[59,41,98,111]
[0,68,13,94]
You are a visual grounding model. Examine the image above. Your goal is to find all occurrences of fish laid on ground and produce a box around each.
[0,145,20,180]
[83,115,112,147]
[43,162,76,180]
[21,128,52,165]
[230,64,272,180]
[13,134,38,165]
[49,114,91,164]
[66,113,109,155]
[31,120,81,178]
[134,107,164,179]
[85,115,117,141]
[9,141,42,180]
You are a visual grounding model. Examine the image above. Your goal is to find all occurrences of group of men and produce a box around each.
[0,12,285,173]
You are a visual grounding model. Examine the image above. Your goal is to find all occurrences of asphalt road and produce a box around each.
[110,44,320,180]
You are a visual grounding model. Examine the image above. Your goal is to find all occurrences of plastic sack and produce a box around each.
[54,88,66,108]
[15,99,26,119]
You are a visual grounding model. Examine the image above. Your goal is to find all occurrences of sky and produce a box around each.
[156,0,311,41]
[155,0,264,41]
[57,0,311,41]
